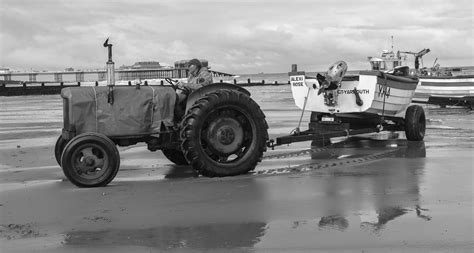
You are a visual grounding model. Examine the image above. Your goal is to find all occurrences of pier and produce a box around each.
[0,68,233,83]
[0,68,297,96]
[0,68,238,96]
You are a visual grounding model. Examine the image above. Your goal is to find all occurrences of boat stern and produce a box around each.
[289,71,374,114]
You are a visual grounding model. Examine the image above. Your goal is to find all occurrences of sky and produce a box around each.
[0,0,473,74]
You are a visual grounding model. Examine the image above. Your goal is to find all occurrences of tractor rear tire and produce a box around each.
[404,105,426,141]
[54,135,68,166]
[161,148,189,165]
[61,132,120,187]
[181,89,268,177]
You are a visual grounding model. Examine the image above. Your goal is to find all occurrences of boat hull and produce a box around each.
[290,71,418,118]
[413,75,474,106]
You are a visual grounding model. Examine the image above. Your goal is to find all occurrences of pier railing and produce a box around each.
[0,68,234,83]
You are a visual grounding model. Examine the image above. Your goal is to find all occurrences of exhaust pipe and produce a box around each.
[103,38,115,104]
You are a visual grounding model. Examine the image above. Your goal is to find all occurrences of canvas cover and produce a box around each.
[61,86,176,137]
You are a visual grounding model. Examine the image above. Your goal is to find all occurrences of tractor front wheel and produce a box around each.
[61,132,120,187]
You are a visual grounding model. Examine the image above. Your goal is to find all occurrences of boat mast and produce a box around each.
[391,35,394,53]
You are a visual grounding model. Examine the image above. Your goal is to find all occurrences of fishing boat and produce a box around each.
[367,48,474,108]
[278,61,426,147]
[291,63,418,118]
[414,74,474,107]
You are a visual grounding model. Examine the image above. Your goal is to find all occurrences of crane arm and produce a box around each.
[400,48,430,57]
[416,48,430,57]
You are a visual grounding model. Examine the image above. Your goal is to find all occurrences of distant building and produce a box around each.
[118,61,163,70]
[174,59,209,69]
[130,61,162,69]
[0,67,11,74]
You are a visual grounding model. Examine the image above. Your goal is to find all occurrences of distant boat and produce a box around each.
[367,48,474,108]
[414,75,474,107]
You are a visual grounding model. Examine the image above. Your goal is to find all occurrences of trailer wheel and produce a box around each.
[161,148,189,165]
[404,105,426,141]
[61,132,120,187]
[181,90,268,177]
[54,135,68,166]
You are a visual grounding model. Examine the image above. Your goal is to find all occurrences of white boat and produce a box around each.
[290,67,418,118]
[287,62,426,142]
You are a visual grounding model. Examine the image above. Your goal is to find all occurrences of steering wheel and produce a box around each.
[165,78,192,94]
[165,78,179,90]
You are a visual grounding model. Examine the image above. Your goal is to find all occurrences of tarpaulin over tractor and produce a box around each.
[61,86,176,137]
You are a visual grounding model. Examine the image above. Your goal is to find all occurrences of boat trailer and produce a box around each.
[266,113,404,149]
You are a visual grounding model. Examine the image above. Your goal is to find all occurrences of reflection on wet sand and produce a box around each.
[318,215,349,231]
[64,222,267,251]
[359,141,428,233]
[360,205,432,233]
[313,140,430,233]
[60,177,270,251]
[60,139,434,250]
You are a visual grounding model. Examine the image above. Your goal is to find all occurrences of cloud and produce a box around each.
[0,0,472,73]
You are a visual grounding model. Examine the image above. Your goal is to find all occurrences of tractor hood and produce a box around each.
[61,86,176,137]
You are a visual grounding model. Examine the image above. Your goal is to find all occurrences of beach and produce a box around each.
[0,85,473,252]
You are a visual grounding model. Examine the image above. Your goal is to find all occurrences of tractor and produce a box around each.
[55,40,268,187]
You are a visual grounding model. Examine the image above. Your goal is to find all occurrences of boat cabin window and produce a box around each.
[371,61,382,70]
[371,61,401,71]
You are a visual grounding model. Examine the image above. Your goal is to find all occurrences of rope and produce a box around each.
[379,72,388,129]
[381,72,387,117]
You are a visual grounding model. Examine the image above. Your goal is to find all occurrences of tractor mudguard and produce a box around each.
[185,83,250,113]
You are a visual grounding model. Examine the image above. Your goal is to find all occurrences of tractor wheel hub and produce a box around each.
[207,117,244,155]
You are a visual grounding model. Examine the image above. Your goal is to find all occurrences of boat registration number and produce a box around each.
[321,116,334,122]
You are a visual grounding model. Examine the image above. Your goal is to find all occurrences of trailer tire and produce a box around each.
[54,135,68,166]
[404,105,426,141]
[161,148,189,165]
[61,132,120,187]
[181,90,268,177]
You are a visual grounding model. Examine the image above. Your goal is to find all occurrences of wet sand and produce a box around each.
[0,87,473,252]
